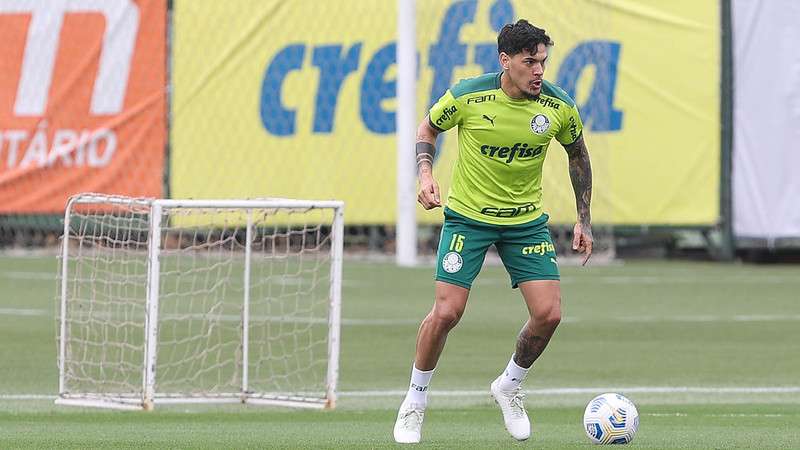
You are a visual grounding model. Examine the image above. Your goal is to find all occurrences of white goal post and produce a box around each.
[57,194,344,410]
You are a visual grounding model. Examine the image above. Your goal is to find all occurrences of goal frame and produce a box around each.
[56,194,345,410]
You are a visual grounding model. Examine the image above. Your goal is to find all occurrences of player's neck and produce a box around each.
[499,71,527,100]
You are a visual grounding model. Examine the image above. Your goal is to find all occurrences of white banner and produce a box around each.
[732,0,800,241]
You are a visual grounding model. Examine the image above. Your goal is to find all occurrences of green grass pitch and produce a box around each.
[1,255,798,448]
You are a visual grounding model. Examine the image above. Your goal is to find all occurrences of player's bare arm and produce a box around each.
[416,115,442,210]
[564,134,593,265]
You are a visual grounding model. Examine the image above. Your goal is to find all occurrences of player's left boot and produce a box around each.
[393,401,425,443]
[490,377,531,440]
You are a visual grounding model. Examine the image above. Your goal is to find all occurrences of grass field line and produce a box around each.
[646,413,787,417]
[3,387,800,402]
[1,271,58,280]
[4,307,800,325]
[0,308,48,316]
[477,275,800,285]
[337,387,800,397]
[0,395,54,400]
[0,271,373,286]
[4,269,800,286]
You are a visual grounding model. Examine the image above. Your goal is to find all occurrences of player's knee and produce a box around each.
[536,298,562,330]
[429,302,463,331]
[544,310,561,329]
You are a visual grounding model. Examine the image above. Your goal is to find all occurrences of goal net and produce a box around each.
[56,193,344,410]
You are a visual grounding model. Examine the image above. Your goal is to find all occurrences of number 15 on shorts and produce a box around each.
[449,233,465,253]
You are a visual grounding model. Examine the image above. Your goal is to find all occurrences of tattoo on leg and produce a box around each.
[513,326,552,368]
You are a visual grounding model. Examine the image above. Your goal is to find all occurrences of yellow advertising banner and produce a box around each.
[171,0,719,225]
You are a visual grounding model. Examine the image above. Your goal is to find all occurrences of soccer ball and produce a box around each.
[583,393,639,445]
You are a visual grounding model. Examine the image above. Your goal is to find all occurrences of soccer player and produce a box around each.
[393,20,593,443]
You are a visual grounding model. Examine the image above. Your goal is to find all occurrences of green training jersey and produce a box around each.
[429,72,584,225]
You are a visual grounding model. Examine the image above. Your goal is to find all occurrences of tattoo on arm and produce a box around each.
[416,142,436,174]
[513,326,552,368]
[564,135,592,226]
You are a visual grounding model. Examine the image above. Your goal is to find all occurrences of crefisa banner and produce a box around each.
[0,0,166,213]
[171,0,720,226]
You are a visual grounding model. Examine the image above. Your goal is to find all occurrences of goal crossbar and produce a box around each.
[68,194,344,210]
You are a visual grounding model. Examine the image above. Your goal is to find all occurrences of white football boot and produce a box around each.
[490,377,531,440]
[393,402,425,444]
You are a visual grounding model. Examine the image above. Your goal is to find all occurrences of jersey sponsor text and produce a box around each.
[479,142,543,164]
[435,105,458,127]
[480,202,536,218]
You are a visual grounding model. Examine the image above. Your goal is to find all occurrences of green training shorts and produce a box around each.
[435,207,560,289]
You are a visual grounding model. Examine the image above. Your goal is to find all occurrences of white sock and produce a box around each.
[403,365,434,407]
[497,354,530,391]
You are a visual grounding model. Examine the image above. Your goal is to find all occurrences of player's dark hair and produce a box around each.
[497,19,553,56]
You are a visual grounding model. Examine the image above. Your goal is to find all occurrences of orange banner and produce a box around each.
[0,0,166,213]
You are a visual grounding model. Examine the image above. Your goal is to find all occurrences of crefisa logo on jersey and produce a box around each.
[442,251,463,273]
[530,114,550,134]
[535,97,560,109]
[435,105,458,127]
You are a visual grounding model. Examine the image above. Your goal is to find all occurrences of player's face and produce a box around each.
[501,44,548,98]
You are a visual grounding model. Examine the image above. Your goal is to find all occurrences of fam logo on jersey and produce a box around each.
[481,202,536,218]
[530,114,550,134]
[442,251,463,273]
[466,94,496,104]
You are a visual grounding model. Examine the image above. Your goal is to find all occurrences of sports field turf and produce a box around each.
[1,255,798,448]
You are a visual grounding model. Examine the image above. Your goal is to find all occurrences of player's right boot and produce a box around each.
[490,377,531,440]
[393,401,425,444]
